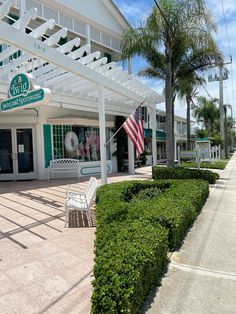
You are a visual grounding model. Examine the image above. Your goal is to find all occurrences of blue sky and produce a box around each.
[114,0,236,118]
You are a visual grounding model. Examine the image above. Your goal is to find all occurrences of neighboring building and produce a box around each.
[144,108,188,163]
[0,0,162,182]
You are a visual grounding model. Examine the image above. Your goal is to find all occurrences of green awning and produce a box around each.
[193,137,211,141]
[144,129,166,140]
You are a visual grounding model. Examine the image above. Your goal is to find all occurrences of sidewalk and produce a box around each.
[144,153,236,314]
[0,168,153,314]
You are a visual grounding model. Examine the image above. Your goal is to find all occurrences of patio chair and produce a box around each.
[64,177,98,227]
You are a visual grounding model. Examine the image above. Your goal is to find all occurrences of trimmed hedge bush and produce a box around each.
[92,179,209,313]
[181,161,227,170]
[152,166,219,184]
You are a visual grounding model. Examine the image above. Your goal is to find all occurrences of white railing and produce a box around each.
[157,122,166,132]
[175,122,187,136]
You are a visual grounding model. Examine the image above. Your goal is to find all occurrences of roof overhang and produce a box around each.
[47,117,114,127]
[0,0,163,113]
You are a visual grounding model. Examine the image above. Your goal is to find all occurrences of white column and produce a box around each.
[128,58,132,74]
[152,105,157,165]
[174,138,177,161]
[127,57,135,174]
[35,108,45,179]
[19,0,26,17]
[128,137,135,174]
[98,84,107,185]
[86,24,91,54]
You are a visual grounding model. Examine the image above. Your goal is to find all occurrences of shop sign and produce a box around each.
[1,89,44,112]
[0,73,49,112]
[9,73,30,97]
[179,151,196,158]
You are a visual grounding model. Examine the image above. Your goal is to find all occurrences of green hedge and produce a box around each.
[92,179,209,313]
[152,166,219,184]
[181,161,227,170]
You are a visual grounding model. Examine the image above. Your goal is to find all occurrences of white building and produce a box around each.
[0,0,163,183]
[144,108,188,162]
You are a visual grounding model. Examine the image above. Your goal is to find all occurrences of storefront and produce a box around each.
[0,126,36,180]
[0,1,163,183]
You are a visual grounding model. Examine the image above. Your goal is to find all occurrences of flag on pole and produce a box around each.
[123,106,144,157]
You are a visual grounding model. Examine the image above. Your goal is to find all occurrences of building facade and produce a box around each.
[144,108,188,163]
[0,0,163,182]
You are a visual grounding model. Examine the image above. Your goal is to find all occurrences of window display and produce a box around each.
[52,125,110,161]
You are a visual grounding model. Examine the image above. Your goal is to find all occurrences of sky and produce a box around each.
[113,0,236,119]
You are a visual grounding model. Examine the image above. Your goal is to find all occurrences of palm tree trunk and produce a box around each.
[165,47,175,168]
[187,97,191,150]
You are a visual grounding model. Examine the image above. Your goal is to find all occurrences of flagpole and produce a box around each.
[105,101,145,147]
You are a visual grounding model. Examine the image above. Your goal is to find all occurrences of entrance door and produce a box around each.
[0,127,37,180]
[0,129,13,175]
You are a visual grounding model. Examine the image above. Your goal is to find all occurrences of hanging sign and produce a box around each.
[0,73,50,112]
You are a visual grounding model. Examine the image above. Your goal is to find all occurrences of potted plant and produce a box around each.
[140,151,148,165]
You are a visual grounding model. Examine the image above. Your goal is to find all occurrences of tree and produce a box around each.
[121,0,219,167]
[194,96,219,134]
[175,74,204,150]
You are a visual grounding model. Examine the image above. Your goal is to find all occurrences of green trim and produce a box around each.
[43,125,52,168]
[194,137,210,141]
[80,164,111,175]
[104,52,112,63]
[156,130,166,140]
[144,128,166,140]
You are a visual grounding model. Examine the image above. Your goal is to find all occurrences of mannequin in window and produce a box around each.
[85,132,92,161]
[78,141,85,161]
[91,133,97,161]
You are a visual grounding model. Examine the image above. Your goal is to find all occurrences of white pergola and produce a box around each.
[0,0,163,184]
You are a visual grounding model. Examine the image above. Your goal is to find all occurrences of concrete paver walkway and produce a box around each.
[145,154,236,314]
[0,168,152,314]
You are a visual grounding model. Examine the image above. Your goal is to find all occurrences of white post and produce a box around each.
[178,146,180,166]
[35,108,45,179]
[98,84,107,185]
[211,147,214,162]
[218,145,221,159]
[19,0,26,17]
[196,145,200,169]
[209,142,211,162]
[174,138,177,161]
[128,137,135,174]
[86,24,91,53]
[152,105,157,165]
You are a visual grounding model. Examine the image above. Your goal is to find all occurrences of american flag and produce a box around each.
[123,106,144,157]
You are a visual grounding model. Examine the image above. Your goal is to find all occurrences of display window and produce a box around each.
[52,125,111,161]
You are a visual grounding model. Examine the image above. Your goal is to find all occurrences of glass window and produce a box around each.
[101,32,110,47]
[111,37,121,51]
[26,0,42,16]
[91,27,100,42]
[52,125,111,161]
[74,20,86,36]
[59,14,73,30]
[43,6,58,23]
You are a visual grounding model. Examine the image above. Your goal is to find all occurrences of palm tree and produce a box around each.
[121,0,219,167]
[175,74,205,150]
[194,96,219,134]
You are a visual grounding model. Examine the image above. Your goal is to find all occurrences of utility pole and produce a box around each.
[219,63,225,158]
[208,60,231,158]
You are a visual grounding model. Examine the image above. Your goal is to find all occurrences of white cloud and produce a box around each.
[115,0,236,118]
[114,0,153,25]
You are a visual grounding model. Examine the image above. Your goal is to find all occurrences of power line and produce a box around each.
[220,0,232,61]
[153,0,169,26]
[201,82,215,100]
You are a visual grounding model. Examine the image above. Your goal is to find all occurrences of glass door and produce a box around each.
[0,127,37,180]
[0,129,13,175]
[16,128,34,174]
